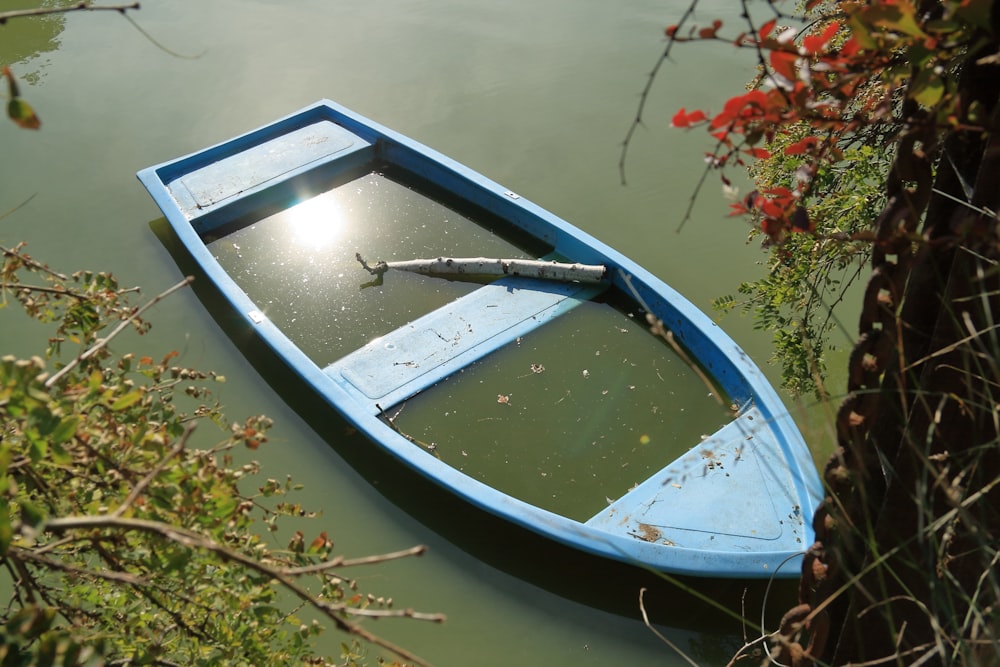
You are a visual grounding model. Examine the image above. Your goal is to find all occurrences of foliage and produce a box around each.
[635,0,994,397]
[713,140,887,397]
[3,5,441,664]
[627,0,1000,664]
[0,243,442,665]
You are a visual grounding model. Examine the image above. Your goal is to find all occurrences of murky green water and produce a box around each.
[1,1,841,664]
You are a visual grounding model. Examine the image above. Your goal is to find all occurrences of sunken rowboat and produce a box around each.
[137,100,822,578]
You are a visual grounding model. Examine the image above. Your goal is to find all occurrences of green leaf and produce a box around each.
[50,415,80,446]
[910,69,945,107]
[7,606,56,642]
[0,504,11,556]
[953,0,993,29]
[20,501,47,529]
[110,390,143,411]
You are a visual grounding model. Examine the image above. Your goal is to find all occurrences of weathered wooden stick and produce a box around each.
[355,254,606,284]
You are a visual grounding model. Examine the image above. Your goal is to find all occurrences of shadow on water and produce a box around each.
[150,216,801,635]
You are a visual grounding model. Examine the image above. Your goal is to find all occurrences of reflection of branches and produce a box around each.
[0,2,140,23]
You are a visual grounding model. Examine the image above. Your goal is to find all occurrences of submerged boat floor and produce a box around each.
[325,275,607,410]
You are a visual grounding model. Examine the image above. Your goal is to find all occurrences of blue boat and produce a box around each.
[138,100,822,578]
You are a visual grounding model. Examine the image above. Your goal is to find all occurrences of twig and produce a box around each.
[0,195,39,223]
[282,545,428,576]
[12,547,148,586]
[43,515,444,666]
[0,2,140,23]
[638,588,699,667]
[356,253,606,284]
[619,1,702,186]
[621,272,726,407]
[112,422,195,518]
[1,240,67,280]
[119,11,207,60]
[44,276,193,389]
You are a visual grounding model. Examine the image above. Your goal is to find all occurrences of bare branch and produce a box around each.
[0,2,140,23]
[638,588,699,667]
[1,241,67,281]
[618,1,701,186]
[282,544,428,576]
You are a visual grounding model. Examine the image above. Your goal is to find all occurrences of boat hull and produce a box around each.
[138,100,822,578]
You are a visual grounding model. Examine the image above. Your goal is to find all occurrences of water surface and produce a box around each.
[0,1,828,664]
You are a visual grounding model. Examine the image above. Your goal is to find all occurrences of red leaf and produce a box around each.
[760,217,784,239]
[840,36,860,57]
[672,108,690,128]
[803,21,840,55]
[671,107,707,128]
[784,136,820,155]
[770,51,799,82]
[763,186,795,199]
[743,147,771,159]
[759,19,777,40]
[665,24,679,38]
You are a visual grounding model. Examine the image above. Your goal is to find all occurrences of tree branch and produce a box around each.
[618,0,701,186]
[44,276,193,389]
[111,422,194,518]
[42,514,444,666]
[12,546,148,586]
[282,544,428,576]
[0,2,140,23]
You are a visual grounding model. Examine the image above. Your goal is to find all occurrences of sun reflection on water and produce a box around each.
[285,193,346,249]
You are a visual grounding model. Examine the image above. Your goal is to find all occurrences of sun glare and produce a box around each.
[286,194,347,249]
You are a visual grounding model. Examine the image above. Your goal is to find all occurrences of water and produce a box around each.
[208,168,540,365]
[1,1,836,664]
